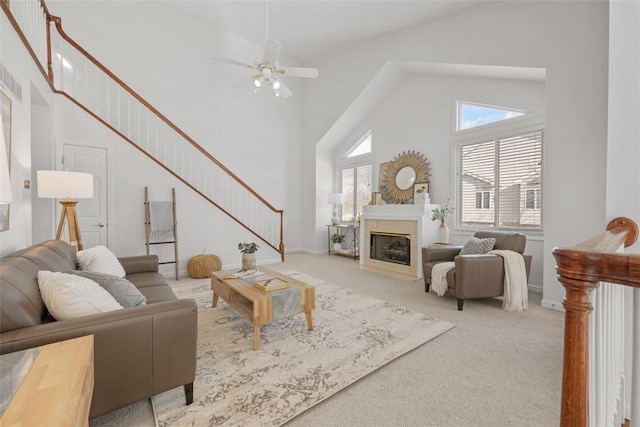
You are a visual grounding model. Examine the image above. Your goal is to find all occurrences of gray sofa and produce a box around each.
[0,240,197,418]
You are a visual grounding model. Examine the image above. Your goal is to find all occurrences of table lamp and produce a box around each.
[327,193,343,225]
[37,170,94,250]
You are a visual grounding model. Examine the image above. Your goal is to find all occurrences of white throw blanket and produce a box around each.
[430,262,455,296]
[489,250,528,312]
[148,201,175,243]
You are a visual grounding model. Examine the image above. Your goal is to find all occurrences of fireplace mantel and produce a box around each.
[360,204,441,279]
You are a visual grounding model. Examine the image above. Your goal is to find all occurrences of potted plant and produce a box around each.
[238,241,259,271]
[331,233,345,252]
[430,199,455,243]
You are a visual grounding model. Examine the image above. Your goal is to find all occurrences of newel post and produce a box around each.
[556,275,599,427]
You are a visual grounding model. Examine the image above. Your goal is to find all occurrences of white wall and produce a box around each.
[302,1,609,307]
[0,11,54,256]
[608,0,640,419]
[34,1,304,271]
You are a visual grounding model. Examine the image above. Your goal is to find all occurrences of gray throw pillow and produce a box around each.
[459,237,496,255]
[71,270,146,308]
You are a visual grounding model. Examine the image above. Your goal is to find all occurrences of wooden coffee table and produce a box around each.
[210,267,315,350]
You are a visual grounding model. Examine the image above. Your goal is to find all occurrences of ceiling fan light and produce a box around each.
[274,92,281,97]
[272,80,281,90]
[253,78,262,88]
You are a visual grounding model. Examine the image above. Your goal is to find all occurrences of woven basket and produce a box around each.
[187,254,222,279]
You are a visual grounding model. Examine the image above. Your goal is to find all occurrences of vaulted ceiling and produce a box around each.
[156,0,484,62]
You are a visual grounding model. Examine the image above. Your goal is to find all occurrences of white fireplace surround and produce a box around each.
[360,204,441,279]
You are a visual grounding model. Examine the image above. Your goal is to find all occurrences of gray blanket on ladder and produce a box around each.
[149,201,174,243]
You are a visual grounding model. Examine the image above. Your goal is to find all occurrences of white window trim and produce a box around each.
[450,114,546,236]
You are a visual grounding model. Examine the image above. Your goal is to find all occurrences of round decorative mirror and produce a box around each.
[395,166,416,190]
[381,151,431,204]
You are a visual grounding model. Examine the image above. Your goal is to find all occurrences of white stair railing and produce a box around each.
[589,279,626,427]
[1,0,285,257]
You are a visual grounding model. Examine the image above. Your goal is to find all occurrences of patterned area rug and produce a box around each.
[152,270,454,426]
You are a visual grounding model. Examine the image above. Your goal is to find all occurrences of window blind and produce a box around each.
[340,164,372,222]
[456,129,544,230]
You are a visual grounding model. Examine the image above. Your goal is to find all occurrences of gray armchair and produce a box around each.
[422,230,532,310]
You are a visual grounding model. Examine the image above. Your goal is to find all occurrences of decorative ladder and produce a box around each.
[553,217,639,426]
[1,0,285,260]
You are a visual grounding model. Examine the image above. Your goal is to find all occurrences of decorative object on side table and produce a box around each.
[413,182,430,204]
[327,193,343,225]
[331,233,345,252]
[431,199,455,244]
[238,241,259,271]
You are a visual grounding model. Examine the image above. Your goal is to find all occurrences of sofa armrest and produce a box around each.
[422,246,462,263]
[119,255,159,275]
[0,299,197,417]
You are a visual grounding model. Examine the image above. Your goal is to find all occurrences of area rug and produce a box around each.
[152,270,454,426]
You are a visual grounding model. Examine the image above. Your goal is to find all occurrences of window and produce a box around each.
[525,188,541,210]
[346,132,371,158]
[456,129,544,230]
[457,101,525,131]
[475,191,490,209]
[340,164,372,221]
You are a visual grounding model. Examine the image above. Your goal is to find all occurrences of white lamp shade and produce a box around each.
[37,170,94,199]
[327,193,343,205]
[0,114,11,204]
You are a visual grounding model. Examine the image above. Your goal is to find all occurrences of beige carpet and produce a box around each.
[151,270,454,426]
[90,252,564,427]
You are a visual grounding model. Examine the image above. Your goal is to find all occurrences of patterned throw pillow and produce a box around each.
[71,270,146,308]
[37,271,122,320]
[459,237,496,255]
[76,245,126,278]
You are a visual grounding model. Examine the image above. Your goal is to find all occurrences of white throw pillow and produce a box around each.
[76,245,126,278]
[37,271,123,320]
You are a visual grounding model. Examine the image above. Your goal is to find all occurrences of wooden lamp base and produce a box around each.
[55,200,84,251]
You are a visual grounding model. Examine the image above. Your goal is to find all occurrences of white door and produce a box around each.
[62,144,108,248]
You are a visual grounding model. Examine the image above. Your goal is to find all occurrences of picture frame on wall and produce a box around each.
[378,161,392,203]
[1,89,11,232]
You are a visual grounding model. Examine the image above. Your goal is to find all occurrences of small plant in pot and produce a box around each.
[331,233,345,252]
[238,242,259,271]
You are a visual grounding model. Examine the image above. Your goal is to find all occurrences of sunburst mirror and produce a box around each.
[381,151,431,204]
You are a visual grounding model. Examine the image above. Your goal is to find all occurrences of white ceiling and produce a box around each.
[156,0,483,62]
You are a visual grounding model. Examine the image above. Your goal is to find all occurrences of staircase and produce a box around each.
[2,0,285,259]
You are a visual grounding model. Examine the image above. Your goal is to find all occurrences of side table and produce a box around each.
[327,223,360,260]
[0,335,94,426]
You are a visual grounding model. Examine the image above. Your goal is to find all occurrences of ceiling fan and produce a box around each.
[213,0,319,98]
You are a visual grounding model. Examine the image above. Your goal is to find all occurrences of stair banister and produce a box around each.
[1,0,285,260]
[552,217,639,427]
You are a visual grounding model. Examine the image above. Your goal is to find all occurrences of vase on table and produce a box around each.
[242,253,256,271]
[438,220,450,243]
[333,242,342,252]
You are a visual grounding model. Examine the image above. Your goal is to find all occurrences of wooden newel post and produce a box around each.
[557,276,599,427]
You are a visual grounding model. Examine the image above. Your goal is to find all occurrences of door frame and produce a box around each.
[55,138,112,247]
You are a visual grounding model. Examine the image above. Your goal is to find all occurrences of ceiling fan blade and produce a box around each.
[213,56,257,70]
[276,66,319,79]
[263,38,282,66]
[276,80,293,98]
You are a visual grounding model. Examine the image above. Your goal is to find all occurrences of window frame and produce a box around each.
[451,114,545,234]
[336,130,373,223]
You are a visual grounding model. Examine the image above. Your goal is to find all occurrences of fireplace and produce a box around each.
[370,232,411,266]
[360,204,442,279]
